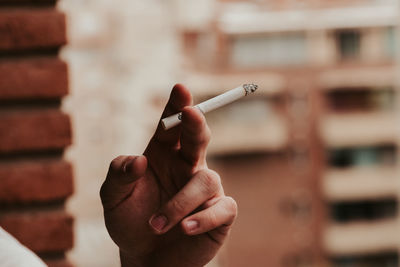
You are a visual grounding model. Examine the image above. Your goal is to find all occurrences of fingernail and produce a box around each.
[122,158,134,173]
[149,214,168,232]
[184,220,199,233]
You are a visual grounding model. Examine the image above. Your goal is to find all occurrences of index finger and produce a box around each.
[149,84,193,147]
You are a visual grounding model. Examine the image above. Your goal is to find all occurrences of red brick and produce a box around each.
[0,8,66,51]
[0,211,73,253]
[0,58,68,100]
[0,160,73,203]
[0,110,71,153]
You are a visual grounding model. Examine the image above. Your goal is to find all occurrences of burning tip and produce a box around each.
[243,83,258,95]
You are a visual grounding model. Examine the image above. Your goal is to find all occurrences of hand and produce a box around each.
[100,84,238,267]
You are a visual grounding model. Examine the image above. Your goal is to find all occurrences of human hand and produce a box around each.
[100,84,237,267]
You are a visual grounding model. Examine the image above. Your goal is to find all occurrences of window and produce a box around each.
[384,26,397,58]
[336,30,361,60]
[231,33,307,68]
[328,145,397,168]
[332,251,398,267]
[331,198,397,223]
[326,88,395,113]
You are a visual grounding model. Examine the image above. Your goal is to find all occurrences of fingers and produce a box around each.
[151,84,193,146]
[149,169,222,234]
[181,196,237,237]
[100,155,147,211]
[179,106,211,165]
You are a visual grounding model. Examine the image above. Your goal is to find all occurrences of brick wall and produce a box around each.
[0,1,74,266]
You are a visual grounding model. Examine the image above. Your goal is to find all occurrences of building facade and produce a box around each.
[174,0,400,266]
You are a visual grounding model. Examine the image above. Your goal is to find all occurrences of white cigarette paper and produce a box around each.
[161,83,258,130]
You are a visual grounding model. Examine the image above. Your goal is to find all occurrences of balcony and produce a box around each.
[218,3,398,34]
[208,115,288,155]
[323,167,400,201]
[319,112,398,147]
[319,66,396,89]
[324,220,399,255]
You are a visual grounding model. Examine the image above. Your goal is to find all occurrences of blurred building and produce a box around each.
[173,0,400,266]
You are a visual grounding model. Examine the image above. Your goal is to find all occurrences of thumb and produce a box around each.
[100,155,147,211]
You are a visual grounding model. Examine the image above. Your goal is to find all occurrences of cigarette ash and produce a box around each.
[243,83,258,95]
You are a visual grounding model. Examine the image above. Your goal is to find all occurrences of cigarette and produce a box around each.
[161,83,258,130]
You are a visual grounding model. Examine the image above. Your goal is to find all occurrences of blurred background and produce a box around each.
[60,0,400,266]
[0,0,399,266]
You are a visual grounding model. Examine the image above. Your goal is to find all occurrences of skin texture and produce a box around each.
[100,84,238,267]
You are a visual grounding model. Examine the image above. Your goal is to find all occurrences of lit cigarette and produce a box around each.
[161,83,258,130]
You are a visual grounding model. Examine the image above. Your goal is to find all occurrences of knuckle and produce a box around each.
[99,182,107,200]
[99,181,111,208]
[169,198,187,216]
[198,170,221,196]
[203,126,211,144]
[207,210,219,229]
[197,124,211,146]
[224,196,238,219]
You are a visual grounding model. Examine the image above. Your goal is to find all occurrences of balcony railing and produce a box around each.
[323,166,399,201]
[324,220,399,255]
[319,112,398,147]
